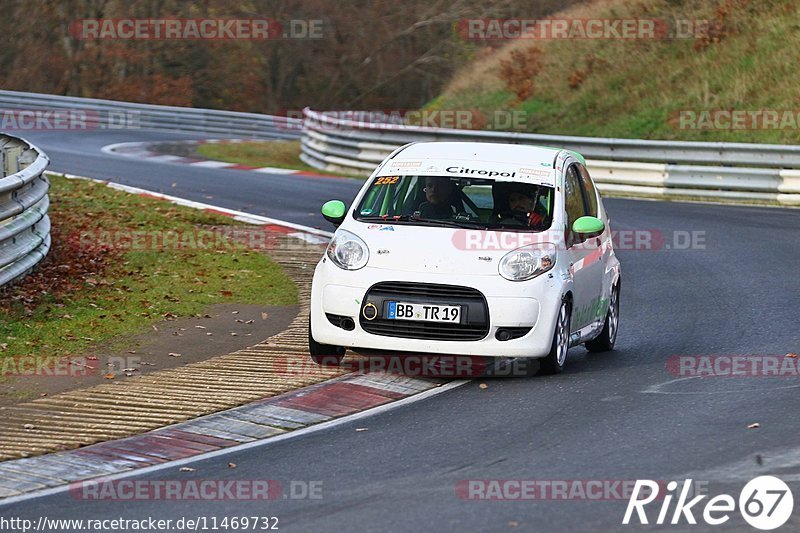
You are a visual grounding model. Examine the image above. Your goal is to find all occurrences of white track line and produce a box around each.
[253,167,298,174]
[100,141,149,155]
[189,160,236,168]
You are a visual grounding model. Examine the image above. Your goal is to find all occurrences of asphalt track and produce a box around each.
[3,130,800,531]
[21,130,363,228]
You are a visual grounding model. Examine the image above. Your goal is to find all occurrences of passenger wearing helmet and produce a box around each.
[493,182,547,228]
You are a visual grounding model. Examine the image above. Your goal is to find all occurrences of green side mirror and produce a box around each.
[321,200,346,226]
[572,216,605,234]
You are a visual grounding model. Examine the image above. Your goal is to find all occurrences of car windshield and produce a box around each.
[354,175,554,231]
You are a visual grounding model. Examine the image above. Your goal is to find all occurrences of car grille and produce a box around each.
[360,281,489,341]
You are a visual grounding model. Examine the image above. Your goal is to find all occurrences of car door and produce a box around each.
[576,163,608,328]
[564,163,604,330]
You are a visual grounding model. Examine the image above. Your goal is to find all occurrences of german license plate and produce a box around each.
[386,302,461,323]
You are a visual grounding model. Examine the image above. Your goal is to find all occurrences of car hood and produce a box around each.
[344,222,555,276]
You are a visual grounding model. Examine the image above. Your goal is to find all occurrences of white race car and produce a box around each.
[309,141,621,373]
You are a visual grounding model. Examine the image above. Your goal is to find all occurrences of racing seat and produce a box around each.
[491,182,515,220]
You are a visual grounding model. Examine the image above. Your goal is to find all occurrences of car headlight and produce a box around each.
[327,230,369,270]
[499,243,556,281]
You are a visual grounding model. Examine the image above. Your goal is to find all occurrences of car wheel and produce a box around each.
[585,282,619,353]
[308,318,345,365]
[539,298,571,375]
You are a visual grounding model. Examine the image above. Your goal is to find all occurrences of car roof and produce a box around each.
[394,141,564,166]
[378,141,585,187]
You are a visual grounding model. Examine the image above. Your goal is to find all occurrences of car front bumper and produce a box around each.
[310,259,566,358]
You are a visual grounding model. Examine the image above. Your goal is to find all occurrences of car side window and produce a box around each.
[577,164,598,218]
[564,165,586,245]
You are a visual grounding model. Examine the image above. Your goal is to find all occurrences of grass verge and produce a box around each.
[197,140,362,178]
[434,0,800,144]
[0,174,297,361]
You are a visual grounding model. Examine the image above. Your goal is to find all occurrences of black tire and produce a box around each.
[585,283,620,353]
[308,319,345,365]
[539,298,571,375]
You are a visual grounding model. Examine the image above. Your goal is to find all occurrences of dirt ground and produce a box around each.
[0,303,298,407]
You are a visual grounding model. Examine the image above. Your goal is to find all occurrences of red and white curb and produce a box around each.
[0,373,464,502]
[0,172,467,502]
[101,139,341,178]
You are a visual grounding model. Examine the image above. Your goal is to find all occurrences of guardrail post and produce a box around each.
[3,145,21,175]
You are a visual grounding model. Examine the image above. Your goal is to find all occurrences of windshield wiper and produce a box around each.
[487,224,547,232]
[358,215,415,222]
[413,218,487,229]
[358,215,484,229]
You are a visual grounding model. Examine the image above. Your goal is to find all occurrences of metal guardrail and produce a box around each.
[300,108,800,206]
[0,134,50,289]
[0,90,302,140]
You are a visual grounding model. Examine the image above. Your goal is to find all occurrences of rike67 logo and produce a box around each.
[623,476,794,530]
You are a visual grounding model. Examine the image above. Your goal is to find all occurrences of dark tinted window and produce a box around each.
[355,175,555,231]
[564,165,586,229]
[577,164,598,217]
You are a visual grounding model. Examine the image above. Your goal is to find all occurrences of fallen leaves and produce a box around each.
[787,353,797,358]
[179,467,196,472]
[747,423,760,429]
[479,383,488,390]
[70,360,95,370]
[168,352,182,357]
